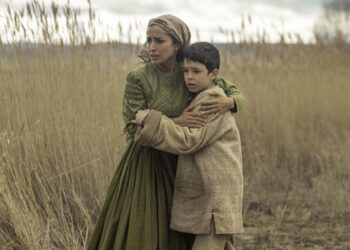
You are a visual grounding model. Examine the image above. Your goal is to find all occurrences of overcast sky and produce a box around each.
[0,0,325,43]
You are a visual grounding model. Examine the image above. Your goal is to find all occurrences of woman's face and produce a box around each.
[146,25,178,71]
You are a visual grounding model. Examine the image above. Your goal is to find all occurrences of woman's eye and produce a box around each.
[155,38,164,43]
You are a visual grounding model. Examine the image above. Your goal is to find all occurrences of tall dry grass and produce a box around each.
[0,44,134,249]
[1,42,349,250]
[1,1,350,249]
[224,44,350,215]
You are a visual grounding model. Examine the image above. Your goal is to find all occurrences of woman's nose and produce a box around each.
[148,41,156,51]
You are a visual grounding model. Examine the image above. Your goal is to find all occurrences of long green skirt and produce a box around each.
[87,142,193,250]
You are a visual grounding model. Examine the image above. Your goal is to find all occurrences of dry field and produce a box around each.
[0,42,349,249]
[1,4,350,248]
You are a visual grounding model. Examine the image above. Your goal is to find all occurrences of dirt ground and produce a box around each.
[235,212,350,250]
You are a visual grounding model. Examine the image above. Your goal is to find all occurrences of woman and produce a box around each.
[87,15,244,250]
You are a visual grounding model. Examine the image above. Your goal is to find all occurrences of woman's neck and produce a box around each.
[157,60,178,73]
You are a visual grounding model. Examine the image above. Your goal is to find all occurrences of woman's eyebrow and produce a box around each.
[146,35,167,38]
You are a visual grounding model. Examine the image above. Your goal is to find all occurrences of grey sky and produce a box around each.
[0,0,326,43]
[98,0,323,15]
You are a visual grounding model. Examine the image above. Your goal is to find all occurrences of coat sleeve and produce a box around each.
[136,92,231,155]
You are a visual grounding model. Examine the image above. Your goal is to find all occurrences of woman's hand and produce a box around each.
[173,106,206,128]
[199,91,235,115]
[134,109,151,126]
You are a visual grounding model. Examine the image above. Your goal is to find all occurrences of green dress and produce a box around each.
[87,63,244,250]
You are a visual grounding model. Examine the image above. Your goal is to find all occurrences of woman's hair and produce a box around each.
[182,42,220,73]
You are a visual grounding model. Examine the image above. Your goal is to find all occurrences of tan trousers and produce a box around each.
[192,220,235,250]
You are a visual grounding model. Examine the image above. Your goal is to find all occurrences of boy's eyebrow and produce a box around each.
[183,65,201,70]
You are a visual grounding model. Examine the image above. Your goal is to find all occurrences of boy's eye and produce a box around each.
[183,69,189,73]
[193,70,200,73]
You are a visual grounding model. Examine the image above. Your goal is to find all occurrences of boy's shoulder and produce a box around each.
[190,87,226,112]
[191,86,228,122]
[195,86,226,102]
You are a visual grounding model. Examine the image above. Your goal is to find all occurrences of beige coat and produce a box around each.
[136,86,244,234]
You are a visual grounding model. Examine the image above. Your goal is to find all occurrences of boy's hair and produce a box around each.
[182,42,220,73]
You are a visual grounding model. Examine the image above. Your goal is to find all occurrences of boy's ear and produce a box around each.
[210,68,219,80]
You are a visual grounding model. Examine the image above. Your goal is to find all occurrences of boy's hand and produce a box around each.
[199,91,235,115]
[133,109,151,126]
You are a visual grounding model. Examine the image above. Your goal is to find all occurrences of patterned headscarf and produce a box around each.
[138,14,191,62]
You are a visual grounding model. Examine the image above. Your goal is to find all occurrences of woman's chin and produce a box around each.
[151,58,161,64]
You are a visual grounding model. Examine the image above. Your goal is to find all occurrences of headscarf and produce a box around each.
[138,14,191,62]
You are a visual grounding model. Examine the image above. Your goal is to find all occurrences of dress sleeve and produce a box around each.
[215,78,245,112]
[122,71,147,139]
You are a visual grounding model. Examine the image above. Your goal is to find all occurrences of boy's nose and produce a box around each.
[187,73,194,79]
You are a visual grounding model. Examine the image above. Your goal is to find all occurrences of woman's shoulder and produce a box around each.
[127,63,157,82]
[214,77,235,87]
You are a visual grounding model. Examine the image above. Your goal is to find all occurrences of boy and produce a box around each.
[135,42,243,250]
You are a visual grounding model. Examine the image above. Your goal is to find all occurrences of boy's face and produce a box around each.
[183,59,218,93]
